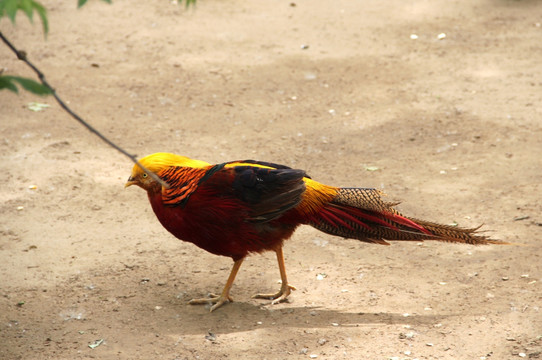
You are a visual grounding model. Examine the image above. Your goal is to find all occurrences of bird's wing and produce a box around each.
[227,165,307,222]
[159,163,307,223]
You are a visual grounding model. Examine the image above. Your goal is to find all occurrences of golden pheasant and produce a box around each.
[126,152,506,311]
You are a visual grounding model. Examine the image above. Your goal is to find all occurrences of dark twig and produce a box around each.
[0,31,169,188]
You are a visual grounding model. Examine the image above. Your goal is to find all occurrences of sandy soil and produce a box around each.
[1,0,541,359]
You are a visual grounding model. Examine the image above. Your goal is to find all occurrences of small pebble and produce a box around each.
[437,33,446,40]
[309,355,318,359]
[519,353,526,358]
[410,34,418,40]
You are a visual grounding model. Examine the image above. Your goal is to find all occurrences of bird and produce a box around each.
[126,152,508,312]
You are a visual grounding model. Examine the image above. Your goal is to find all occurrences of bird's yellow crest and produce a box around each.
[126,153,211,190]
[131,152,210,177]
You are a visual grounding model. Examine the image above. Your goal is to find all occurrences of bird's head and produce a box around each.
[125,152,210,191]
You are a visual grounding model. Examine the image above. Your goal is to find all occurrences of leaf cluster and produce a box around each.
[0,0,196,95]
[0,0,48,33]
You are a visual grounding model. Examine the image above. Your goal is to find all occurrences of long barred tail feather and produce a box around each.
[309,187,509,245]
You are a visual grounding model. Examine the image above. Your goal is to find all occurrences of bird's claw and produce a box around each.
[252,283,296,304]
[188,293,233,312]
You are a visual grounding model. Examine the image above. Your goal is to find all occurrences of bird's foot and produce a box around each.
[188,293,233,312]
[252,283,296,304]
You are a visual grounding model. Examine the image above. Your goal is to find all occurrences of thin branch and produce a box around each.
[0,31,169,188]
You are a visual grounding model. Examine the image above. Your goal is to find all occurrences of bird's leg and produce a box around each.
[188,257,244,312]
[252,246,296,304]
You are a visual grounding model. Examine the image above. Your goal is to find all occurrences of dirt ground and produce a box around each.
[1,0,541,359]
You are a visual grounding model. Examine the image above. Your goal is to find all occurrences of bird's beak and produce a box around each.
[125,176,136,188]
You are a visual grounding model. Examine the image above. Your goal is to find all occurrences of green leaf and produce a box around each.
[0,76,19,93]
[0,76,52,95]
[78,0,112,8]
[20,0,34,20]
[4,0,19,22]
[14,76,51,95]
[31,0,48,34]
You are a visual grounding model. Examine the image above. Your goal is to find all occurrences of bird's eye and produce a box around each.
[142,173,148,178]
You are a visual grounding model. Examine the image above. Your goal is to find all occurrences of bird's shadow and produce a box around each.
[162,300,452,336]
